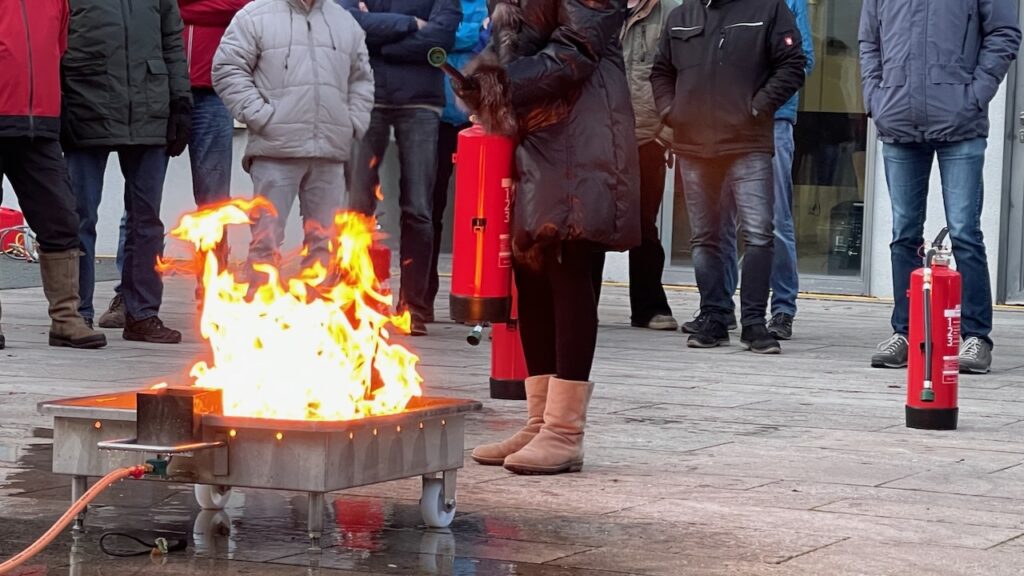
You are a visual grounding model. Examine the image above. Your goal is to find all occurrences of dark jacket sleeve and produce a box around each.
[649,17,676,120]
[178,0,250,27]
[751,0,805,117]
[336,0,419,48]
[162,0,193,103]
[503,0,625,109]
[857,0,881,117]
[972,0,1022,107]
[379,0,460,62]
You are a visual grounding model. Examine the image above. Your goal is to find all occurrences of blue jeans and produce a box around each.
[679,153,774,327]
[350,107,439,321]
[111,90,234,289]
[722,121,799,317]
[68,146,169,321]
[882,138,992,345]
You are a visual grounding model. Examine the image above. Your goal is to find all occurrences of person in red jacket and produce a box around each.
[97,0,249,328]
[0,0,106,351]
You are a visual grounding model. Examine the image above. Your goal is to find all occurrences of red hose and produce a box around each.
[0,464,150,575]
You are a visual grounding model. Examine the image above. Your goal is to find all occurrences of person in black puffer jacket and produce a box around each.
[458,0,641,476]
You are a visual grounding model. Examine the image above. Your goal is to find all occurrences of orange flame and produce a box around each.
[166,198,421,421]
[373,184,384,202]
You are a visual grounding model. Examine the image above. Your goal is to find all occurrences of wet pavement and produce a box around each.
[2,276,1024,575]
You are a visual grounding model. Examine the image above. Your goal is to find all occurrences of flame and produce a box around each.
[166,198,422,421]
[373,184,384,202]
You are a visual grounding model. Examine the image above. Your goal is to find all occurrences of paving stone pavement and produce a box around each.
[2,277,1024,575]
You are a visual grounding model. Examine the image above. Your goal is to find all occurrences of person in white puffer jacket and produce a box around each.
[213,0,374,275]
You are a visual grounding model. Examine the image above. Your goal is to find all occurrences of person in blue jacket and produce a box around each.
[860,0,1020,374]
[425,1,489,317]
[681,0,815,343]
[340,0,460,337]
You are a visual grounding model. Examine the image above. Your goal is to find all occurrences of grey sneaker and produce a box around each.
[98,294,125,329]
[959,337,992,375]
[767,313,794,340]
[871,334,908,369]
[646,314,679,331]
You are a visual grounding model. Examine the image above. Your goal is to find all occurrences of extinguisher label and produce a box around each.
[499,234,512,268]
[502,179,514,224]
[945,306,961,348]
[942,355,959,384]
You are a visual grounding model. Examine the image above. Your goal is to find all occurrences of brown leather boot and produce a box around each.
[39,250,107,349]
[504,377,593,475]
[471,375,550,465]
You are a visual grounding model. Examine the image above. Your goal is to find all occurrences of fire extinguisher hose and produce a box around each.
[919,228,948,403]
[0,464,151,575]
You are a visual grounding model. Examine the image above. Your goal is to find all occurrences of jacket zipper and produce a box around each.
[18,0,34,133]
[121,0,132,136]
[640,24,647,62]
[961,12,972,56]
[307,17,321,148]
[187,25,194,76]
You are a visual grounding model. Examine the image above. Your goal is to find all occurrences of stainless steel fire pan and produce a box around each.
[39,392,481,494]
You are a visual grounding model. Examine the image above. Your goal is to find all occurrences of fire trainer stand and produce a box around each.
[39,387,481,550]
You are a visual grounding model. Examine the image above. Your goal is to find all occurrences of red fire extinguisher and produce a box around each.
[431,48,527,400]
[906,228,960,430]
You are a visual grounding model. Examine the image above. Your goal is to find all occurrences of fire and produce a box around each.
[167,198,422,421]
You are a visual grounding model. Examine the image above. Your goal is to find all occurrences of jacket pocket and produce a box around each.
[872,65,909,137]
[62,58,112,121]
[670,27,703,69]
[145,58,170,119]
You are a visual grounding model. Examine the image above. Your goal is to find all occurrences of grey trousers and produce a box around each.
[247,158,344,275]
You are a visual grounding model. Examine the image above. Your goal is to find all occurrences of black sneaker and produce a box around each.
[767,313,794,340]
[681,311,738,334]
[741,324,781,354]
[870,334,908,369]
[686,318,729,348]
[0,333,5,350]
[123,315,182,344]
[410,318,428,337]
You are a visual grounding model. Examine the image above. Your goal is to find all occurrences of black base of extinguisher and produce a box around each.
[450,295,510,325]
[489,378,526,400]
[905,406,958,430]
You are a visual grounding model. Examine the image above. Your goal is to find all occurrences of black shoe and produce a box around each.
[681,310,738,333]
[767,313,794,340]
[0,333,5,350]
[686,318,729,348]
[123,315,182,344]
[741,324,781,354]
[410,318,428,337]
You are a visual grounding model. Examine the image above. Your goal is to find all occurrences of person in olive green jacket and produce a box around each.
[622,0,679,332]
[62,0,193,344]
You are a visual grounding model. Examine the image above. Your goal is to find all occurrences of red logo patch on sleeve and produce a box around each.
[784,36,794,46]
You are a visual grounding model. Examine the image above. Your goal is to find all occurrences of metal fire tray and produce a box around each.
[39,391,482,548]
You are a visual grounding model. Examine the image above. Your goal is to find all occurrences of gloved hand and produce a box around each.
[166,98,193,157]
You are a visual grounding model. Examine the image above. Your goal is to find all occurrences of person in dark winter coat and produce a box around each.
[339,0,461,337]
[96,0,251,331]
[0,0,106,351]
[861,0,1020,375]
[651,0,805,355]
[459,0,641,476]
[63,0,193,344]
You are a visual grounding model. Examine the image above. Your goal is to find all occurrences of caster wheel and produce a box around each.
[193,510,231,554]
[194,484,233,510]
[420,478,456,528]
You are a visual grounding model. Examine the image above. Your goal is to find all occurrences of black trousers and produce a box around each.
[629,141,673,325]
[515,242,602,382]
[426,121,470,311]
[0,137,79,253]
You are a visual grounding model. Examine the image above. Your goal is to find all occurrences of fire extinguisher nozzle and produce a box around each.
[920,388,935,403]
[467,325,484,346]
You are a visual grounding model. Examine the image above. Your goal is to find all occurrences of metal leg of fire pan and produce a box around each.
[308,492,325,551]
[71,475,87,531]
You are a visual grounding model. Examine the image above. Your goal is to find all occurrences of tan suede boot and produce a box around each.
[39,250,107,349]
[504,377,593,475]
[471,375,551,465]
